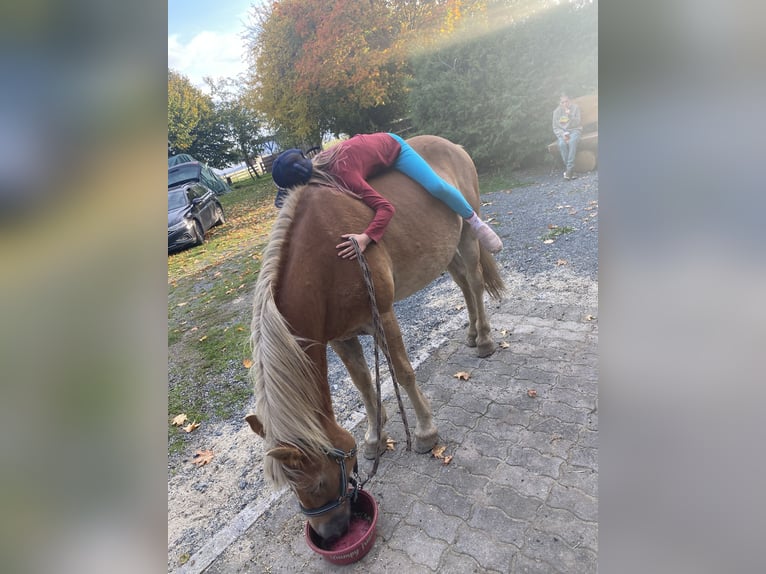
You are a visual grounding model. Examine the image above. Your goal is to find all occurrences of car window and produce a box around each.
[168,164,201,188]
[187,183,208,200]
[168,190,189,211]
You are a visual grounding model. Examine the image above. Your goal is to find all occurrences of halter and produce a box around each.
[298,445,360,517]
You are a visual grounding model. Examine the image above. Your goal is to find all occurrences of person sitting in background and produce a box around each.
[552,93,582,180]
[271,133,503,258]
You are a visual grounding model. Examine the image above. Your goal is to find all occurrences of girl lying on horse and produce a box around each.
[271,133,503,258]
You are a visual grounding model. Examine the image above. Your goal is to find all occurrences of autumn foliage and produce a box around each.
[248,0,477,144]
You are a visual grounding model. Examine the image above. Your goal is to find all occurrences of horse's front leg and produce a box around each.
[330,338,389,460]
[379,311,439,453]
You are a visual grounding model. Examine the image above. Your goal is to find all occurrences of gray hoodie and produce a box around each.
[552,103,582,139]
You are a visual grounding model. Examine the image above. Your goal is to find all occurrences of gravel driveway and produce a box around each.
[167,166,598,571]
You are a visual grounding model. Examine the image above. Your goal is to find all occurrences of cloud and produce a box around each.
[168,30,248,91]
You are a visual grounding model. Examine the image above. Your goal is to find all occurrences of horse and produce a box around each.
[245,135,505,543]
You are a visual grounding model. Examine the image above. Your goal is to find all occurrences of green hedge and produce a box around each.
[407,3,597,171]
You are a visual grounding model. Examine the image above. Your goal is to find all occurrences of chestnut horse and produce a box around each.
[246,135,504,543]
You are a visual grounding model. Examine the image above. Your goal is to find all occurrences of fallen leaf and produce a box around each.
[213,271,221,278]
[183,421,200,433]
[243,358,254,368]
[177,301,188,307]
[171,413,188,426]
[192,449,214,466]
[236,327,245,332]
[453,371,471,381]
[500,329,510,336]
[527,389,537,398]
[455,304,464,311]
[198,335,208,342]
[584,314,596,321]
[556,259,568,266]
[443,455,453,465]
[431,445,446,458]
[548,224,559,229]
[189,326,198,333]
[386,437,396,451]
[481,201,493,206]
[485,217,495,223]
[499,341,510,349]
[543,239,555,244]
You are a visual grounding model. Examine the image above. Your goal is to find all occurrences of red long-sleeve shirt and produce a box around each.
[326,133,400,243]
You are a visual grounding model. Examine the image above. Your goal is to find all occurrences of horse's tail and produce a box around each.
[479,245,506,299]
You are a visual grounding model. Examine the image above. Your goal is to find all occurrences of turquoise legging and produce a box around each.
[388,133,474,218]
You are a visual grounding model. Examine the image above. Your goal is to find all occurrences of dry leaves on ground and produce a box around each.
[171,413,188,426]
[453,371,471,381]
[431,445,453,465]
[527,389,538,398]
[243,358,253,369]
[499,341,510,349]
[192,449,214,466]
[386,438,396,451]
[183,421,200,433]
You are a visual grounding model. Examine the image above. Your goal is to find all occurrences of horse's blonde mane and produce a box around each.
[250,188,334,488]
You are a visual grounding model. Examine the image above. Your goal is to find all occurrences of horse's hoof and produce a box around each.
[362,433,389,460]
[413,430,439,454]
[476,341,496,358]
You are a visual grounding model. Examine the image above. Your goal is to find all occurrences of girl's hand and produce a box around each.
[336,233,371,260]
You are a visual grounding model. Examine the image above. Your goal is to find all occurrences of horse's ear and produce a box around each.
[245,414,264,437]
[266,446,304,468]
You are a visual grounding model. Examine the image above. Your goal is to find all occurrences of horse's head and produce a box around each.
[246,414,359,543]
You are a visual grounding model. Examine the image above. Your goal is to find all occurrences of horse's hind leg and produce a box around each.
[448,237,495,357]
[330,338,389,460]
[379,310,439,453]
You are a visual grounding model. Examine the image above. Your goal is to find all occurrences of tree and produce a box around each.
[207,78,271,179]
[168,69,210,154]
[168,69,238,169]
[246,0,414,143]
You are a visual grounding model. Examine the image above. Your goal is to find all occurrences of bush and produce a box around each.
[407,3,597,171]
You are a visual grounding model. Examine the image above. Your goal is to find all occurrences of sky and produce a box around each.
[168,0,259,92]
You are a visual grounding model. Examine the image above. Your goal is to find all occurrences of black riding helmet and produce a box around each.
[271,149,313,189]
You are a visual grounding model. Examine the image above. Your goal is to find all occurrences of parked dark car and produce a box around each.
[168,160,232,196]
[168,182,225,252]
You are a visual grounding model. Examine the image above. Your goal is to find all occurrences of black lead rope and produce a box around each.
[349,238,412,488]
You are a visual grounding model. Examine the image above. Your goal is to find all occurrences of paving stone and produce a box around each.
[546,483,598,522]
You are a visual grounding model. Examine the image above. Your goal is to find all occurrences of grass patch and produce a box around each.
[194,322,250,372]
[542,225,575,241]
[168,175,276,452]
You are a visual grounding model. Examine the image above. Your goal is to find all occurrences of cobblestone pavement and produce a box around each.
[176,170,598,574]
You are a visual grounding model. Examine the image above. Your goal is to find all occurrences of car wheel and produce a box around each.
[193,220,205,245]
[215,204,225,226]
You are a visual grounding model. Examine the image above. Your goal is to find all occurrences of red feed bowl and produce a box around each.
[304,489,379,565]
